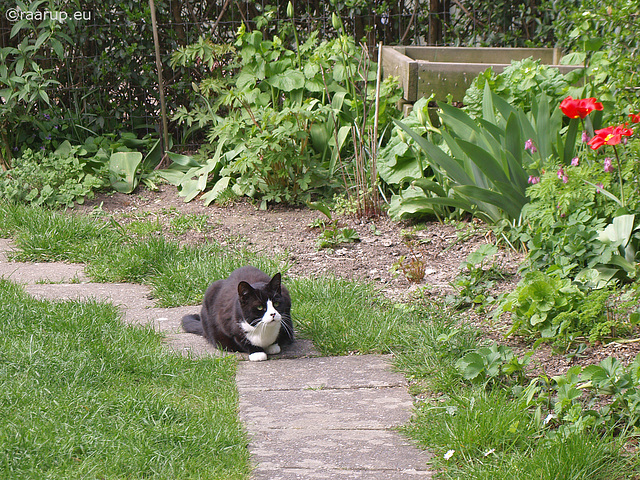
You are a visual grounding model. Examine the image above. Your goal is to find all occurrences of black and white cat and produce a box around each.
[181,266,294,361]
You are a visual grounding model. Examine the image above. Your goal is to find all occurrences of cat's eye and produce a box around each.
[256,305,265,311]
[273,301,280,307]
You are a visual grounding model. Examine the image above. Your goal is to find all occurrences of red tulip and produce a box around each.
[587,125,633,150]
[630,113,640,123]
[559,96,604,119]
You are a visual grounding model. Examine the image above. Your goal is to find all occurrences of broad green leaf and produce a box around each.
[504,113,522,167]
[308,201,333,220]
[562,117,580,165]
[455,185,520,219]
[109,152,142,194]
[166,151,200,168]
[413,178,447,197]
[456,352,486,380]
[141,138,163,172]
[394,119,472,185]
[50,38,64,59]
[481,81,496,124]
[202,176,231,206]
[598,214,635,245]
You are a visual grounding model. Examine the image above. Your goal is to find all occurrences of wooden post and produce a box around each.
[149,0,170,161]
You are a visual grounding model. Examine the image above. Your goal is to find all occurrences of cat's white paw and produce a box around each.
[249,352,268,362]
[266,343,281,355]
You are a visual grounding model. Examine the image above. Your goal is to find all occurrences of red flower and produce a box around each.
[630,113,640,123]
[587,125,634,150]
[559,96,604,119]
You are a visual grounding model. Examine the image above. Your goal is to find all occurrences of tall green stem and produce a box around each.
[613,145,625,207]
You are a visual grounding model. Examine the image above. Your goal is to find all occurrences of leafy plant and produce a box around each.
[499,270,637,345]
[464,58,580,118]
[0,141,107,208]
[521,354,640,435]
[0,1,67,168]
[390,80,586,225]
[456,343,532,386]
[448,244,506,310]
[166,23,400,208]
[308,202,360,249]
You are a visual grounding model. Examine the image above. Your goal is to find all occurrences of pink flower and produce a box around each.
[571,157,579,166]
[562,175,568,183]
[596,183,604,193]
[582,131,591,143]
[557,168,564,179]
[524,139,537,153]
[528,175,540,184]
[604,157,614,173]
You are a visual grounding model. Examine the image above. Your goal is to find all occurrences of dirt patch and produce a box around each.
[79,185,512,296]
[77,185,639,377]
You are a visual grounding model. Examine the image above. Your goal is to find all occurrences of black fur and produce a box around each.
[181,266,294,355]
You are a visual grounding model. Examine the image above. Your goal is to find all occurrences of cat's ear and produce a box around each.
[237,281,255,298]
[267,273,282,294]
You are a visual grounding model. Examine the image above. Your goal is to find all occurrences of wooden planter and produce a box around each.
[381,46,580,105]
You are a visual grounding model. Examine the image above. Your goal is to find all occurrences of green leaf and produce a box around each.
[308,201,333,220]
[140,138,164,172]
[202,176,231,206]
[455,185,518,219]
[394,119,472,185]
[563,117,580,164]
[268,70,305,92]
[166,152,201,168]
[109,152,143,194]
[456,352,486,380]
[50,38,64,59]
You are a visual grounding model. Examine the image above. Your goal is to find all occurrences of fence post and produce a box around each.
[149,0,170,163]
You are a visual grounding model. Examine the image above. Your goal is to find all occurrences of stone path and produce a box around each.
[0,238,432,479]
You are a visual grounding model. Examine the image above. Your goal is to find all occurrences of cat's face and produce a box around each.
[237,273,291,350]
[237,273,287,327]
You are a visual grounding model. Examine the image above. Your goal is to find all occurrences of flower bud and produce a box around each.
[332,12,342,31]
[287,1,294,19]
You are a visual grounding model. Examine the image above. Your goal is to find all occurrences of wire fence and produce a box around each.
[0,0,549,149]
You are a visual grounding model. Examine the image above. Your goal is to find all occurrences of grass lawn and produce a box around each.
[1,200,638,479]
[0,279,249,479]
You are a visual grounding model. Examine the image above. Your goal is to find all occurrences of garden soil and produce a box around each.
[75,185,640,378]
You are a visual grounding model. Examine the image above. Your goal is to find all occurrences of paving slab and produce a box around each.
[237,355,432,479]
[0,261,87,283]
[247,428,428,471]
[241,386,414,431]
[237,355,404,391]
[248,468,432,480]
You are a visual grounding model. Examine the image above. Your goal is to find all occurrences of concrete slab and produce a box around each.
[237,355,404,391]
[0,262,87,283]
[249,468,432,480]
[240,387,414,431]
[237,354,432,480]
[24,282,153,306]
[247,428,429,471]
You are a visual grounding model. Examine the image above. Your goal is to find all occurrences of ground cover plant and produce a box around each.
[0,278,249,479]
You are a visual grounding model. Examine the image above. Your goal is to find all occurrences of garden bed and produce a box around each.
[77,185,640,377]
